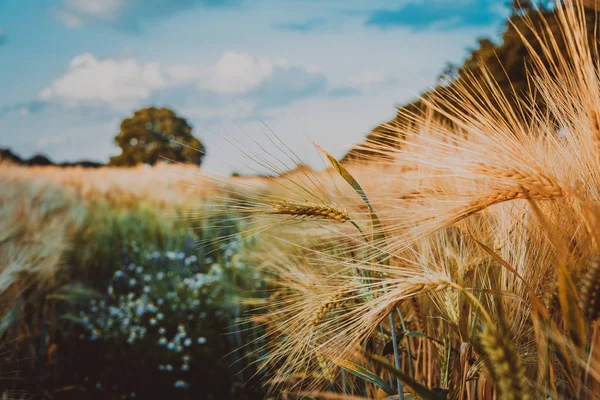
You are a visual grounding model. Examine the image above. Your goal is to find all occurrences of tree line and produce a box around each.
[344,0,600,161]
[1,107,206,168]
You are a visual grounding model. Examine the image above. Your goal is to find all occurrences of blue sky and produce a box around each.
[0,0,509,175]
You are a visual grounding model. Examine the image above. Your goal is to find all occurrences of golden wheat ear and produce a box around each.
[580,255,600,322]
[478,322,530,400]
[270,201,350,223]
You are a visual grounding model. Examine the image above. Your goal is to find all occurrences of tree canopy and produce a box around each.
[110,107,205,167]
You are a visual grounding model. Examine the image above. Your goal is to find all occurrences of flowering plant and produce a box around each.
[70,224,265,399]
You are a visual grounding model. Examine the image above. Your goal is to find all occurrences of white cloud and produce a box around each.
[39,53,166,111]
[54,11,85,28]
[64,0,126,18]
[54,0,127,27]
[179,101,257,120]
[52,0,240,29]
[197,52,274,95]
[39,52,319,112]
[169,52,291,95]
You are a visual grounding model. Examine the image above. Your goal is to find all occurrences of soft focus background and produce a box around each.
[0,1,571,399]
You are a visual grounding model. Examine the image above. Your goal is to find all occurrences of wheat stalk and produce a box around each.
[270,201,350,223]
[446,166,564,225]
[439,334,453,389]
[311,290,347,328]
[477,165,561,197]
[580,255,600,322]
[479,323,530,400]
[465,357,485,382]
[316,353,337,383]
[589,111,600,155]
[410,297,425,333]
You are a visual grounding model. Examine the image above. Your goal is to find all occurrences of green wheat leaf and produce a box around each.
[336,359,395,395]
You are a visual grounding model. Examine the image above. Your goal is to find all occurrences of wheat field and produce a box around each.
[4,1,600,399]
[206,2,600,399]
[0,163,273,398]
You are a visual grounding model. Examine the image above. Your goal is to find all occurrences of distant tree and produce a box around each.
[110,107,205,167]
[0,148,23,164]
[26,154,53,166]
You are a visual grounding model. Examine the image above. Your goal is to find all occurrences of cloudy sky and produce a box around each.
[0,0,509,175]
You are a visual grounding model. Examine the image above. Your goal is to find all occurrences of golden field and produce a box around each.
[207,3,600,399]
[5,2,600,399]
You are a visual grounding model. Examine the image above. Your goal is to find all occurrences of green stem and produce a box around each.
[379,324,394,387]
[388,312,404,400]
[395,308,414,379]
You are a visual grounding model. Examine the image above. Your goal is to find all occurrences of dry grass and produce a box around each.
[0,162,223,209]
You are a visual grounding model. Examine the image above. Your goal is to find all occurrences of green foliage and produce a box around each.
[3,195,266,399]
[67,201,198,285]
[64,230,265,399]
[368,355,448,400]
[337,359,395,395]
[109,107,205,167]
